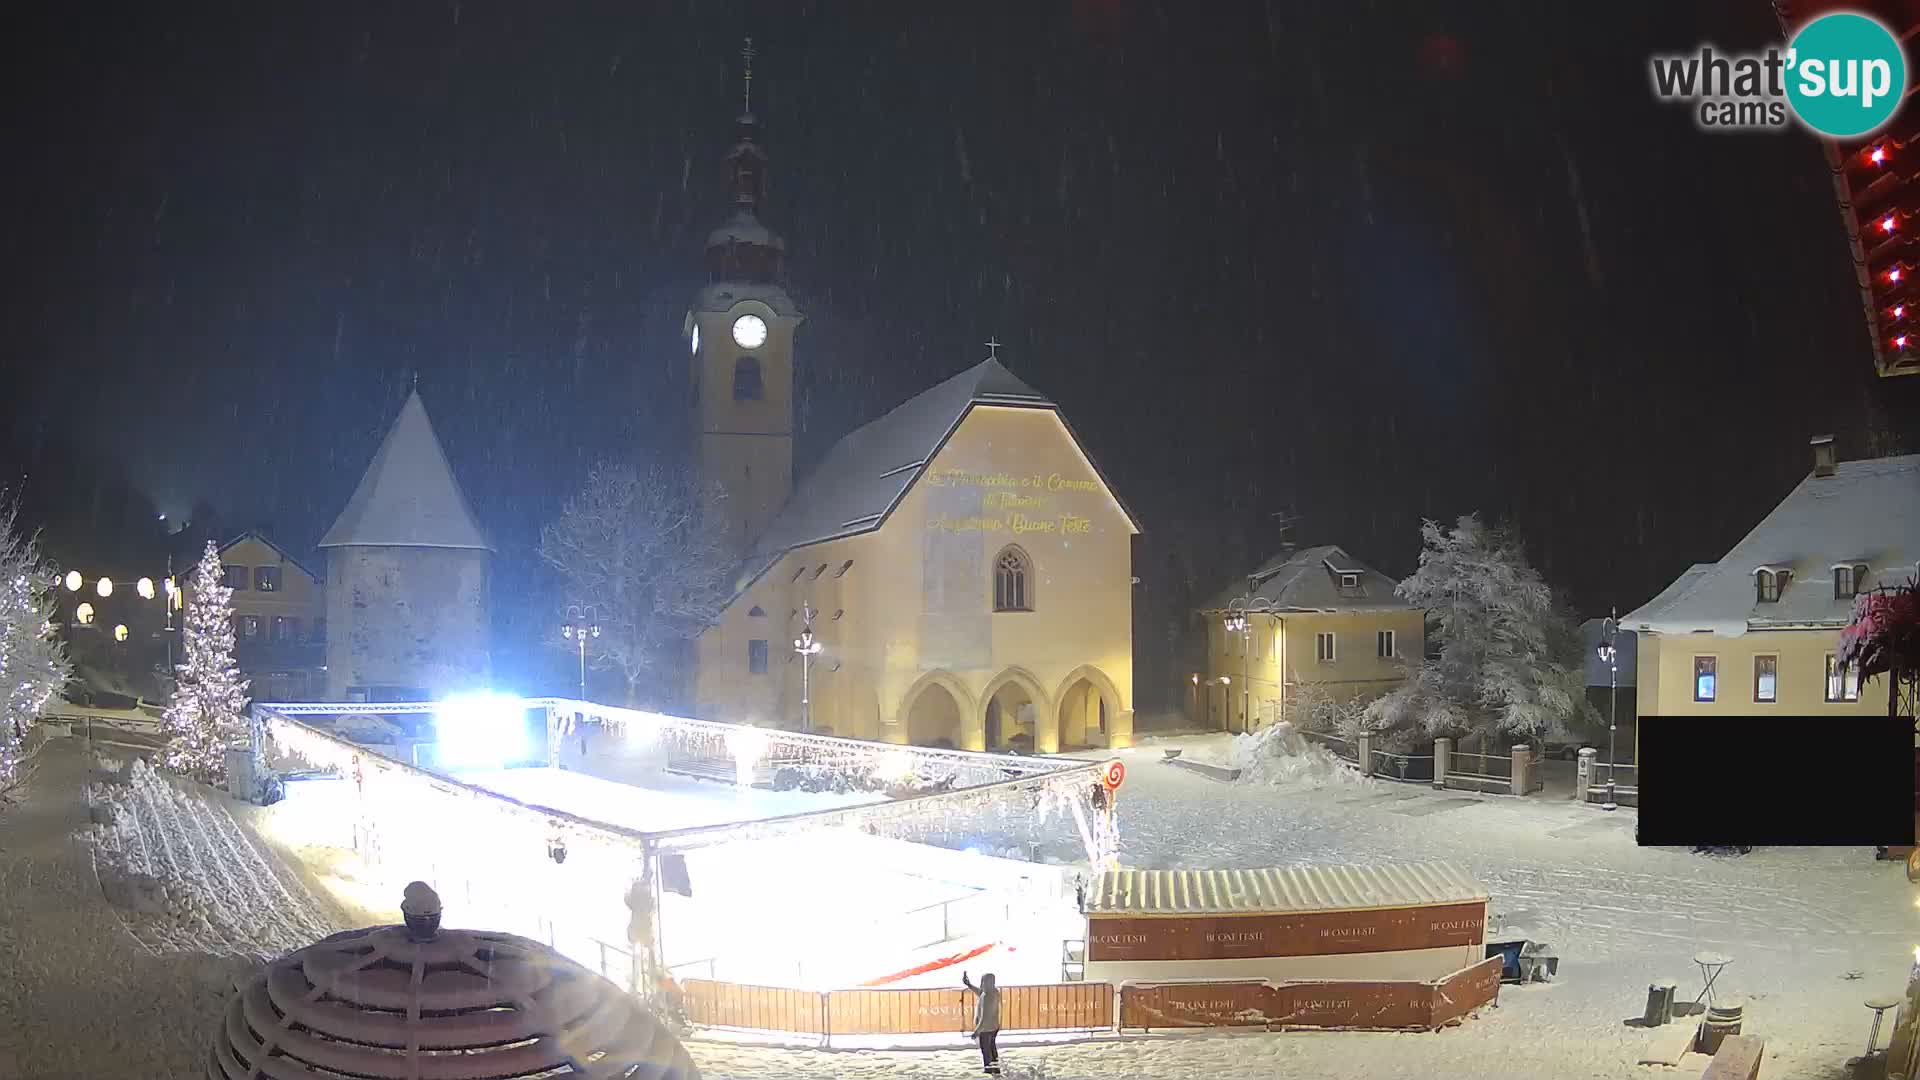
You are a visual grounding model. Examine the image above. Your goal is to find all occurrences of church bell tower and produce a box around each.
[686,38,801,550]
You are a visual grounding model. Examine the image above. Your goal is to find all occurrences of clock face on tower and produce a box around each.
[732,314,768,349]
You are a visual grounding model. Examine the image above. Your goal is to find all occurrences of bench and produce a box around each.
[1699,1034,1763,1080]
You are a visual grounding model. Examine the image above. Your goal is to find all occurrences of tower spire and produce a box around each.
[741,37,755,115]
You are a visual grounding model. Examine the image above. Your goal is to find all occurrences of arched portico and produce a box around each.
[1054,664,1128,750]
[895,670,977,749]
[981,666,1053,753]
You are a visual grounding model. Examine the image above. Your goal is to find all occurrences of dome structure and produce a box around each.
[209,884,698,1080]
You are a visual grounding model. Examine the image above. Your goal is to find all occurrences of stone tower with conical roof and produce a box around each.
[318,390,493,700]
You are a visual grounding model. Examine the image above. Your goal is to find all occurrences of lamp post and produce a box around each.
[1597,609,1620,812]
[560,605,599,703]
[793,604,823,733]
[1224,609,1249,733]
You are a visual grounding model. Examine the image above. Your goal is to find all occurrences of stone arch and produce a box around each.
[981,666,1053,753]
[1054,664,1126,751]
[897,670,976,750]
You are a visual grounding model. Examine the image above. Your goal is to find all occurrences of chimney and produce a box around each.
[1810,434,1837,478]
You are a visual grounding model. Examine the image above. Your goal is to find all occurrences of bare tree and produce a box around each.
[539,464,735,708]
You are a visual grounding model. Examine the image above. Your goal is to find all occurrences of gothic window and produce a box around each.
[748,639,769,675]
[733,355,763,400]
[993,545,1033,612]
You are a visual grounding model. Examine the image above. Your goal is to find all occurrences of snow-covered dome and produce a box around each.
[209,885,698,1079]
[706,209,784,251]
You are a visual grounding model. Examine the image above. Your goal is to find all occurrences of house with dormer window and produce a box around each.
[1622,436,1919,732]
[1195,545,1425,733]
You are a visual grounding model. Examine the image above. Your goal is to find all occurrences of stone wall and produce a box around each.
[324,546,490,699]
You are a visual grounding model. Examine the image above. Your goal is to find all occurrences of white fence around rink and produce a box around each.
[251,699,1109,998]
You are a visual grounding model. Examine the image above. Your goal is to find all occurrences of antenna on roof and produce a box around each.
[1270,508,1300,548]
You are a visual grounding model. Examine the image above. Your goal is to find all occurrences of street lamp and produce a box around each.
[1223,610,1249,733]
[560,605,599,703]
[1224,592,1276,734]
[794,604,823,733]
[1597,609,1620,812]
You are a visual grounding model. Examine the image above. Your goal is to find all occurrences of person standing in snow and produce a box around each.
[961,971,1001,1074]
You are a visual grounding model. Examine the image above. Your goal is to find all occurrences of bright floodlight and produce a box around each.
[96,577,113,598]
[64,571,81,592]
[434,692,530,771]
[75,602,95,626]
[137,577,155,599]
[113,624,128,642]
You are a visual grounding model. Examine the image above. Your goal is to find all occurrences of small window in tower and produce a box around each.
[791,566,806,583]
[832,609,843,620]
[733,355,763,400]
[748,639,769,675]
[835,560,853,578]
[748,606,765,617]
[811,564,827,580]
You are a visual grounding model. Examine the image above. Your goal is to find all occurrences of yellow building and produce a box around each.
[1623,439,1918,732]
[185,531,326,701]
[681,92,1138,751]
[1195,546,1425,733]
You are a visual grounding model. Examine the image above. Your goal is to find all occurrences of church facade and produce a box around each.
[684,62,1138,752]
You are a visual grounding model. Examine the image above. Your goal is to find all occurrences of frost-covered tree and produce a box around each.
[0,501,72,801]
[1365,515,1592,743]
[539,463,734,708]
[163,540,249,783]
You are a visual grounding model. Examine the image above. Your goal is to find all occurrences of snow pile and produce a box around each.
[85,756,341,957]
[1226,722,1371,789]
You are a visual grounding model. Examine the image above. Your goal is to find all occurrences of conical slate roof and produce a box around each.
[319,390,493,552]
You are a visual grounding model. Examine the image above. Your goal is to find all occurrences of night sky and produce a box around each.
[4,2,1917,704]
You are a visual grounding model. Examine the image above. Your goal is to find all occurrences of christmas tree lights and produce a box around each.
[162,541,249,784]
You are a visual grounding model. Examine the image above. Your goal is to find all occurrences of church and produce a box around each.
[686,56,1138,752]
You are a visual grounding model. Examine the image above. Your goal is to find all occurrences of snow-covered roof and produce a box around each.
[1201,544,1409,613]
[1086,862,1487,916]
[318,390,493,552]
[706,209,785,251]
[729,357,1140,595]
[1622,454,1920,637]
[217,531,320,583]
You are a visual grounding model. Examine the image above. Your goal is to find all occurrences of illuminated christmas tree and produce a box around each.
[163,540,249,783]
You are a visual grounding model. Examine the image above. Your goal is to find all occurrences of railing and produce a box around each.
[1299,730,1360,765]
[1447,750,1516,793]
[1586,761,1639,805]
[1369,749,1435,784]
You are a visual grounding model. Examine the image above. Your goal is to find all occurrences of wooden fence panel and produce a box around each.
[1268,979,1431,1030]
[998,982,1114,1031]
[682,979,825,1034]
[827,988,974,1035]
[1429,955,1503,1027]
[1118,982,1277,1028]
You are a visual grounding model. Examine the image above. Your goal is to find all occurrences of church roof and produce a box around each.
[736,357,1130,589]
[318,390,493,552]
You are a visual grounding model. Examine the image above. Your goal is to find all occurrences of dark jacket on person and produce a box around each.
[963,973,1001,1034]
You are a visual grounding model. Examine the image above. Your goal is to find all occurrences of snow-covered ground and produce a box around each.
[5,722,1906,1079]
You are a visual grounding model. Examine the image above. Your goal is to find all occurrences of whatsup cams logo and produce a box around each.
[1650,11,1907,137]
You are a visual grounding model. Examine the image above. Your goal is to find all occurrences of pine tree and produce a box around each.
[163,540,249,783]
[1366,515,1593,742]
[0,501,71,800]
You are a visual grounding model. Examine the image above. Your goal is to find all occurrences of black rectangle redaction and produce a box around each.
[1637,716,1914,847]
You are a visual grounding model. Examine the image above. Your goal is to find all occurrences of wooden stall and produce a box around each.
[1083,861,1490,985]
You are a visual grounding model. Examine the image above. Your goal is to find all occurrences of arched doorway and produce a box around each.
[985,683,1037,752]
[1055,666,1124,750]
[903,682,964,748]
